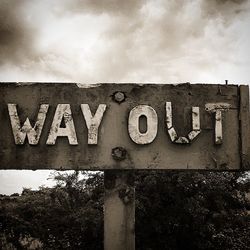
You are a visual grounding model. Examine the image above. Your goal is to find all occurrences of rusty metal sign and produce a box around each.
[0,83,249,170]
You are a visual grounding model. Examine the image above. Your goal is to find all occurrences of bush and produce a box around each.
[0,171,249,249]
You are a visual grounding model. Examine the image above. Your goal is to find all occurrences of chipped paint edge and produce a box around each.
[76,83,102,88]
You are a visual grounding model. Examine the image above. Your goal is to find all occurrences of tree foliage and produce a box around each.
[0,171,104,250]
[136,171,250,250]
[0,171,249,249]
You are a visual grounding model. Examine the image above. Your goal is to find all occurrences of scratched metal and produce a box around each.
[0,83,247,170]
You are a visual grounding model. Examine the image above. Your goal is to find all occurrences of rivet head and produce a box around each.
[112,147,127,161]
[113,91,126,103]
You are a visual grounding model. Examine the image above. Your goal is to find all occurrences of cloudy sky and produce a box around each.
[0,0,250,194]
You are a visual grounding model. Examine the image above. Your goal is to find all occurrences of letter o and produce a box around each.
[128,105,158,144]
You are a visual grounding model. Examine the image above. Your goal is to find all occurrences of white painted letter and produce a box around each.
[8,104,49,145]
[205,103,231,144]
[166,102,201,144]
[128,105,158,144]
[81,104,106,144]
[46,104,78,145]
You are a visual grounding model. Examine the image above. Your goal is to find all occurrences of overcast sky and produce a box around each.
[0,0,250,194]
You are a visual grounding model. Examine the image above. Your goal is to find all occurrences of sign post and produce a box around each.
[104,170,135,250]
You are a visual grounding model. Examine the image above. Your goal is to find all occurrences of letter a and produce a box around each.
[47,104,78,145]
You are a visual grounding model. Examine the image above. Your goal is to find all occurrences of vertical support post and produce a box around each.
[104,170,135,250]
[239,85,250,169]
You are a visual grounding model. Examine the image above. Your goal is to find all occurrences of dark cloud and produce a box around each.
[64,0,145,16]
[0,0,249,82]
[201,0,248,21]
[0,0,37,65]
[63,0,249,20]
[214,0,246,4]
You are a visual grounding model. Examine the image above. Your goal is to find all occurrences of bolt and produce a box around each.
[119,186,134,204]
[113,91,126,103]
[112,147,127,161]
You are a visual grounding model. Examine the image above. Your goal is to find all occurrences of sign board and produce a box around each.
[0,83,249,170]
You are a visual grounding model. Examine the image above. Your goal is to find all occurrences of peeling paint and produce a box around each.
[168,127,178,142]
[165,102,201,144]
[76,83,101,88]
[192,107,200,130]
[175,137,189,144]
[165,102,172,129]
[188,130,201,141]
[205,103,231,112]
[15,82,37,86]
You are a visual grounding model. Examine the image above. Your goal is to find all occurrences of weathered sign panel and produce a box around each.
[0,83,249,170]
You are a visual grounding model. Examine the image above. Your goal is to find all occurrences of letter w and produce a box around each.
[8,104,49,145]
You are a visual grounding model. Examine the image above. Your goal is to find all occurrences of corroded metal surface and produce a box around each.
[239,85,250,169]
[0,82,248,170]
